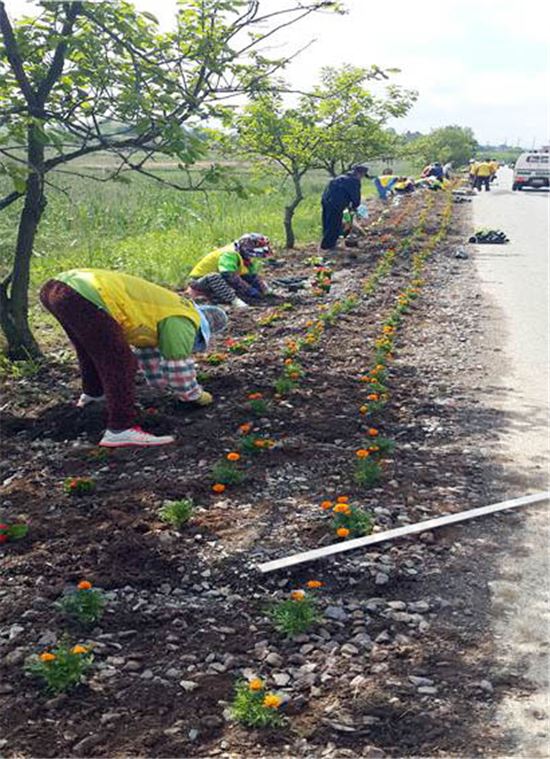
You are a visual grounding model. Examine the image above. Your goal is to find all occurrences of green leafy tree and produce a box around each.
[0,0,336,358]
[311,66,417,176]
[409,125,478,169]
[235,65,403,248]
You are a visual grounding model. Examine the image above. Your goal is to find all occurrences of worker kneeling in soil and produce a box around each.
[187,233,272,309]
[39,269,227,448]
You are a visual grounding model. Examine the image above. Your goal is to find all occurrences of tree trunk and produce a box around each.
[283,172,304,249]
[0,126,46,359]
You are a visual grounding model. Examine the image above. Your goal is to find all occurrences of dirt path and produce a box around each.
[472,168,550,756]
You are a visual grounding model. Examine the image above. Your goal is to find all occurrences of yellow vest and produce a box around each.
[379,175,398,187]
[476,162,492,177]
[75,269,200,347]
[469,162,478,175]
[190,245,248,278]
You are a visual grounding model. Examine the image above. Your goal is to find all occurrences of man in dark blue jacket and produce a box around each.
[320,164,369,251]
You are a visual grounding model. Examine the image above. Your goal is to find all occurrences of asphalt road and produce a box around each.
[473,166,550,756]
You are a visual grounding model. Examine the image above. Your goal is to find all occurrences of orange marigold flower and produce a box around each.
[320,500,333,510]
[212,483,226,493]
[254,439,266,448]
[291,589,305,601]
[226,452,240,462]
[239,422,252,434]
[368,428,379,437]
[263,693,282,709]
[367,393,379,401]
[356,449,370,459]
[359,405,369,415]
[333,502,351,513]
[336,496,349,503]
[249,678,264,691]
[284,358,293,366]
[359,376,370,383]
[77,580,92,591]
[71,645,88,655]
[39,652,56,662]
[306,580,323,589]
[336,527,350,538]
[248,392,263,400]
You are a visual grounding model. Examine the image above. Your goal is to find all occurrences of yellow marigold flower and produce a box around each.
[305,320,314,327]
[291,589,305,601]
[333,502,351,513]
[359,405,369,415]
[263,693,282,709]
[77,580,92,591]
[356,449,370,459]
[71,645,88,655]
[306,580,323,589]
[336,527,350,538]
[39,652,56,662]
[369,444,380,452]
[249,678,263,691]
[375,364,385,372]
[336,496,349,503]
[320,500,333,510]
[226,452,240,462]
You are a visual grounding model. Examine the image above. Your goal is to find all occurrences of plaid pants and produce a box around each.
[190,272,265,304]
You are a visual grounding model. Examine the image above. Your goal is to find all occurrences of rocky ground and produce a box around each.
[0,193,533,757]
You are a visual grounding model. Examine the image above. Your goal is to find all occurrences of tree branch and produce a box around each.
[0,1,37,108]
[36,2,82,103]
[0,189,23,211]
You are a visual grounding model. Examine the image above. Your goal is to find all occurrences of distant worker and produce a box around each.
[320,164,370,252]
[393,176,416,194]
[468,159,478,188]
[475,159,493,191]
[39,270,227,447]
[187,233,272,309]
[421,161,444,180]
[489,158,499,182]
[373,168,399,201]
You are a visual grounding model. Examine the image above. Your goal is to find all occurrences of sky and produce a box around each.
[7,0,550,147]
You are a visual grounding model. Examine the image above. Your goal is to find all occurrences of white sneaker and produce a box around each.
[77,393,106,408]
[231,297,249,309]
[99,426,175,448]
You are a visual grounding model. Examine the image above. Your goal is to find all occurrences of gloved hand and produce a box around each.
[195,390,213,406]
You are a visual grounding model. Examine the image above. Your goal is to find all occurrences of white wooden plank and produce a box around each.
[257,491,550,574]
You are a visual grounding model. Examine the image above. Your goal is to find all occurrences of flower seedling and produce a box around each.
[239,435,273,454]
[57,580,106,626]
[331,500,373,537]
[0,522,28,544]
[211,460,245,486]
[64,477,95,496]
[247,392,268,415]
[269,589,319,636]
[206,352,227,366]
[354,457,383,489]
[230,679,284,728]
[25,642,93,694]
[273,375,297,396]
[226,334,257,355]
[159,498,194,528]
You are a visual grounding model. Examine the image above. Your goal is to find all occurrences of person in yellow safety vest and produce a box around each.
[468,159,478,188]
[39,269,228,448]
[373,169,400,201]
[188,233,272,309]
[489,158,499,182]
[393,177,416,194]
[475,159,493,192]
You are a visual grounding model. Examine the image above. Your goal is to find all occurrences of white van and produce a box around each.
[512,148,549,190]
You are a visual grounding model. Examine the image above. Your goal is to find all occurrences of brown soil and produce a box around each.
[0,194,529,757]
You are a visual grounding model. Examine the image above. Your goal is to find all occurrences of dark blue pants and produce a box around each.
[321,201,344,250]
